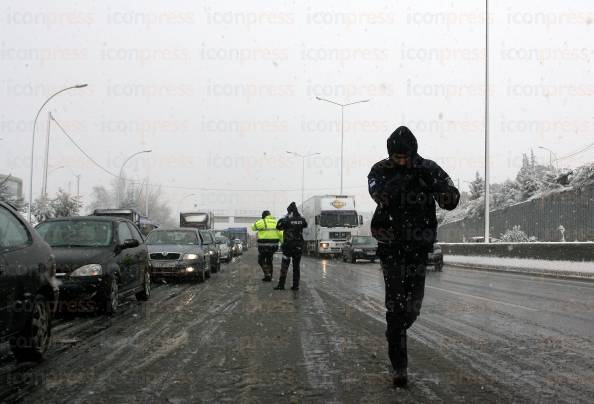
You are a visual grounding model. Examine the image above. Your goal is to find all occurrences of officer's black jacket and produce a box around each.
[368,154,459,250]
[276,213,308,247]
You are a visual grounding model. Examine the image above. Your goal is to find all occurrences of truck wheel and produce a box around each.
[10,294,52,362]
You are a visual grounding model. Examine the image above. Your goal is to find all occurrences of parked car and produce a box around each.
[0,202,59,361]
[198,230,221,273]
[215,236,232,263]
[35,216,151,315]
[341,235,378,263]
[427,243,443,271]
[145,228,210,282]
[233,239,243,256]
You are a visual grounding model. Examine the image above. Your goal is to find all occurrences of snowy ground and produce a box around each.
[1,250,593,403]
[445,255,594,278]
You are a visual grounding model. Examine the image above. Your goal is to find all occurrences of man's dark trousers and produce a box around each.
[379,243,428,371]
[258,244,277,279]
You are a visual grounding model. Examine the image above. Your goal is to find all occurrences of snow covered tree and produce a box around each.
[500,225,532,242]
[468,171,484,200]
[31,195,53,223]
[515,153,539,200]
[50,189,82,217]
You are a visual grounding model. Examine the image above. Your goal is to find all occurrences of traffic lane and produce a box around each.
[300,256,594,402]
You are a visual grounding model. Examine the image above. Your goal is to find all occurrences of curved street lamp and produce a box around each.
[537,145,559,170]
[116,150,152,207]
[315,96,370,194]
[27,83,88,221]
[177,193,198,213]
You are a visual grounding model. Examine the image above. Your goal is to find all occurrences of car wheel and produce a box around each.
[103,277,119,315]
[136,271,151,301]
[11,294,52,362]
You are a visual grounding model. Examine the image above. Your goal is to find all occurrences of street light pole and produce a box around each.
[315,96,370,195]
[537,145,559,170]
[178,193,198,213]
[286,151,320,207]
[27,83,88,221]
[484,0,490,243]
[116,150,152,207]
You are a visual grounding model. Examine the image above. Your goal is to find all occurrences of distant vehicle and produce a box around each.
[233,239,244,255]
[91,208,158,236]
[36,216,151,315]
[215,235,232,263]
[0,202,59,361]
[145,228,211,282]
[229,239,241,257]
[198,230,221,273]
[341,235,378,263]
[180,211,214,230]
[302,195,363,257]
[428,243,443,271]
[224,227,249,251]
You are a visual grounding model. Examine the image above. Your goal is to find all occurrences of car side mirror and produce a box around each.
[120,238,140,250]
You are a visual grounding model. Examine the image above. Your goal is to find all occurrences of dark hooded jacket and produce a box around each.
[276,202,308,248]
[368,126,459,252]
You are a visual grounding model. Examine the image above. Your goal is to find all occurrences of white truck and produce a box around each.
[301,195,363,257]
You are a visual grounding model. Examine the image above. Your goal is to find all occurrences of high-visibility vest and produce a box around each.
[252,215,282,243]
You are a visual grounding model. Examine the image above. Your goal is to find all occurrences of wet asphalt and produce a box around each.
[1,249,593,403]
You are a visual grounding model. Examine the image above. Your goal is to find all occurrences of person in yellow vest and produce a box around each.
[251,210,283,282]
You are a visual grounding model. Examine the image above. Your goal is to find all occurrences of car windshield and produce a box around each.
[146,230,198,245]
[352,237,377,246]
[36,220,113,247]
[320,212,358,228]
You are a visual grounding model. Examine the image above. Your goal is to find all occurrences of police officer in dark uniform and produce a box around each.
[368,126,459,387]
[274,202,307,291]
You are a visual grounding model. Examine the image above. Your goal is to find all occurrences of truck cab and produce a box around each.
[302,195,363,257]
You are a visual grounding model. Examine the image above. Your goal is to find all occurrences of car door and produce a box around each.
[116,221,137,291]
[0,205,33,337]
[127,222,147,288]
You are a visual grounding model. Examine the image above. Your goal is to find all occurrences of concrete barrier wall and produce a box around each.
[440,242,594,262]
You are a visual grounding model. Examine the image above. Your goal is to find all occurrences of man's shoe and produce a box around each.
[392,368,408,388]
[273,285,285,290]
[291,286,299,290]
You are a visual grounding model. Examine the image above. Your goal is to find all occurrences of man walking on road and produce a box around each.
[252,210,282,282]
[368,126,459,387]
[274,202,307,291]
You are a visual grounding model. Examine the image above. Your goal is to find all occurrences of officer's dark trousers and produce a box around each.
[257,244,277,277]
[380,245,427,371]
[278,245,302,287]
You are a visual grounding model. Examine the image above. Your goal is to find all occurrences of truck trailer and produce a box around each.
[301,195,363,257]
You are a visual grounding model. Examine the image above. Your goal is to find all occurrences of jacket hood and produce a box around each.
[387,126,418,156]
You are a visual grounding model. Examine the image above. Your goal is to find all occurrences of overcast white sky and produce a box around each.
[1,0,593,216]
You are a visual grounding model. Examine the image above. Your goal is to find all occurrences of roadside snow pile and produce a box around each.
[445,255,594,277]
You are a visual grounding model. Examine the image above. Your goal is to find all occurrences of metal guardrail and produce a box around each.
[440,242,594,262]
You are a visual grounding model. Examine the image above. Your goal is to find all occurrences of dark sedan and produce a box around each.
[0,202,59,361]
[146,228,210,282]
[342,236,378,263]
[427,243,443,271]
[36,216,151,315]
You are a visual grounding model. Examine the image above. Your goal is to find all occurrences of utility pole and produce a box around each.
[484,0,491,243]
[41,111,52,197]
[75,174,81,201]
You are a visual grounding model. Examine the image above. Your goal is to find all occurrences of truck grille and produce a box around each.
[329,232,350,240]
[150,252,181,260]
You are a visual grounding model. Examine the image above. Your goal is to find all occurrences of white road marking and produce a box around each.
[427,285,539,312]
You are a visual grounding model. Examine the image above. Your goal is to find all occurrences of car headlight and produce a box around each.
[183,253,199,260]
[320,243,329,249]
[71,264,102,277]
